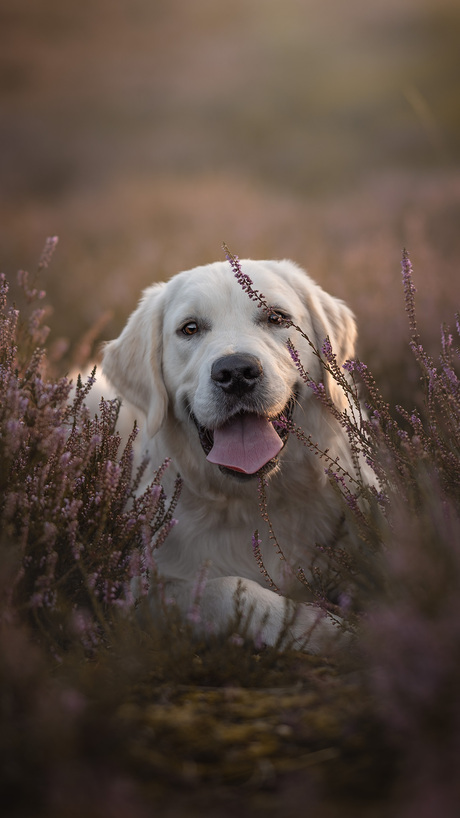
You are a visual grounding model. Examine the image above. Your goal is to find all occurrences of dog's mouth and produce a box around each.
[192,394,296,480]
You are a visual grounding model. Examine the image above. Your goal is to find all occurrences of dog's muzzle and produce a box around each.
[192,392,296,480]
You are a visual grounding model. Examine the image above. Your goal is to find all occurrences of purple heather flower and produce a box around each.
[38,235,59,270]
[252,531,262,553]
[401,248,419,339]
[229,633,245,647]
[401,247,417,298]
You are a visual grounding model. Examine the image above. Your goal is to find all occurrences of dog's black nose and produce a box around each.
[211,353,263,396]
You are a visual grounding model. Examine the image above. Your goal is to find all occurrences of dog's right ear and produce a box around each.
[102,282,168,438]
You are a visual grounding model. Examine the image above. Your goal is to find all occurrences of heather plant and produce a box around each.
[0,239,181,652]
[226,244,460,612]
[227,243,460,813]
[2,239,460,817]
[360,256,460,814]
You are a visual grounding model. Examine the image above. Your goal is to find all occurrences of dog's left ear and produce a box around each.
[274,259,356,411]
[304,282,357,411]
[271,260,357,410]
[102,282,168,438]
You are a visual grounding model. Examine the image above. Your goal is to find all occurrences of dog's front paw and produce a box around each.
[287,603,347,654]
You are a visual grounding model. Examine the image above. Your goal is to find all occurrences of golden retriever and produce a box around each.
[102,258,363,652]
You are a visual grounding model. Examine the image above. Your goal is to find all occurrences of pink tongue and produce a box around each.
[206,414,283,474]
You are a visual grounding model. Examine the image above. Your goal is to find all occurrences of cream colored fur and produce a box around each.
[102,259,363,652]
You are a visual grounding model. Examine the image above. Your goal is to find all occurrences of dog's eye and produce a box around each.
[267,309,288,326]
[181,320,199,336]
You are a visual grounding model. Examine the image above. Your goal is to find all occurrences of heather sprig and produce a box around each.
[251,530,281,593]
[223,242,271,311]
[13,238,59,365]
[401,247,418,341]
[257,473,289,562]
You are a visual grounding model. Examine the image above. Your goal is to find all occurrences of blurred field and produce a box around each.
[1,0,460,403]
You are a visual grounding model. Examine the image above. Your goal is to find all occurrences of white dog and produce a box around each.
[102,259,363,652]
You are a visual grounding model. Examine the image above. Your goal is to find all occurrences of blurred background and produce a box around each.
[1,0,459,402]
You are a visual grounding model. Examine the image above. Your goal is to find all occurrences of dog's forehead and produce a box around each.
[163,260,306,323]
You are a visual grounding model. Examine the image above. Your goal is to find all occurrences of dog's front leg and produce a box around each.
[150,575,343,654]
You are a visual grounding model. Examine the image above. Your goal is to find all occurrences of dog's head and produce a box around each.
[102,259,356,480]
